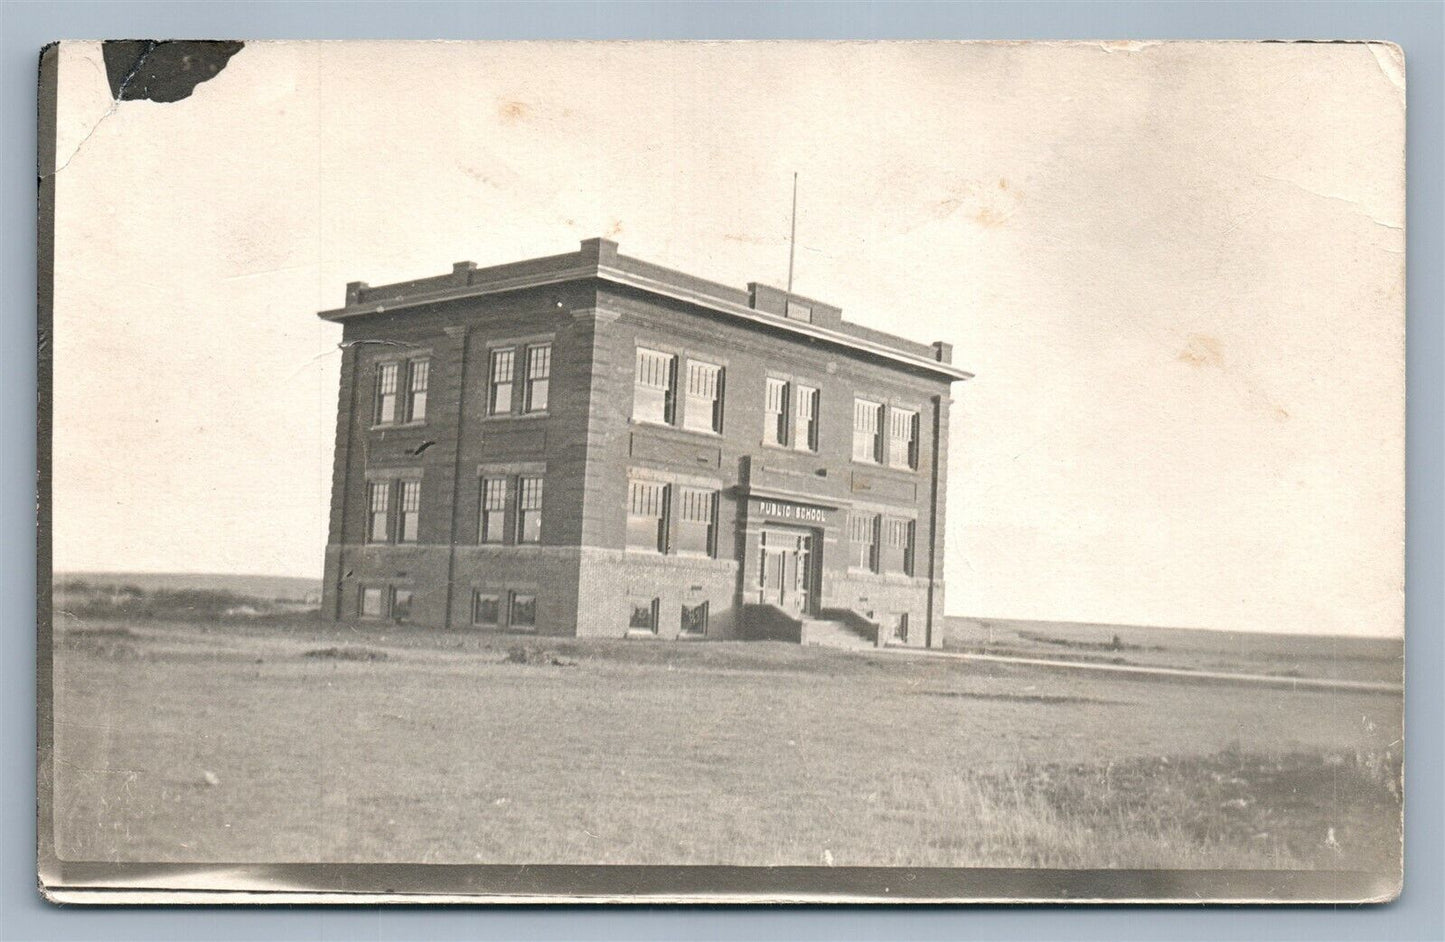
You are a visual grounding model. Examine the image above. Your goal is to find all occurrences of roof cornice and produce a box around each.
[318,258,973,382]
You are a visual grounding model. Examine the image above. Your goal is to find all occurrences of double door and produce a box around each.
[760,528,818,617]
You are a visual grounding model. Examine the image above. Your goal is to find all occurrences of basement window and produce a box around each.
[360,586,384,619]
[680,601,709,637]
[472,592,500,626]
[391,589,413,623]
[510,593,537,630]
[629,598,659,634]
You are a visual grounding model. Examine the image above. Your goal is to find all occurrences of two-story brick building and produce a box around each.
[318,238,970,647]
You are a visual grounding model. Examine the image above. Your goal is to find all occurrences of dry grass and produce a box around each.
[49,616,1402,868]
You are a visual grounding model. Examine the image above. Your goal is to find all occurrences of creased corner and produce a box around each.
[1365,41,1406,102]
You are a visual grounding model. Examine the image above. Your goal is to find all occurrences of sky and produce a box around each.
[50,41,1405,636]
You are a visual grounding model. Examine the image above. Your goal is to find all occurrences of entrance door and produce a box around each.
[760,529,817,616]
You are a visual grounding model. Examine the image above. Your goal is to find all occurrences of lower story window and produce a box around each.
[360,586,384,618]
[681,601,709,636]
[629,598,659,634]
[472,592,500,626]
[510,592,537,629]
[392,589,413,622]
[890,612,909,644]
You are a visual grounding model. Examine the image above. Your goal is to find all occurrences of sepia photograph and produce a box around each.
[38,39,1405,903]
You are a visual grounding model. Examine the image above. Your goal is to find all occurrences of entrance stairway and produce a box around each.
[800,617,878,650]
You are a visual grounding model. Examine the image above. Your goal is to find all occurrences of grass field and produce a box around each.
[49,589,1402,871]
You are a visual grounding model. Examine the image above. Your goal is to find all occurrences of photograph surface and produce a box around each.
[39,40,1405,903]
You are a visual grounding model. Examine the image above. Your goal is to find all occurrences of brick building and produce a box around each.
[318,238,971,647]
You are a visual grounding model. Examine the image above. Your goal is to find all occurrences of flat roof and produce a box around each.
[318,239,973,382]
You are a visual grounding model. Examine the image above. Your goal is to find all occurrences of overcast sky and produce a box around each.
[51,41,1404,636]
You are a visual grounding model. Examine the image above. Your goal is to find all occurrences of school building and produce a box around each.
[318,238,971,647]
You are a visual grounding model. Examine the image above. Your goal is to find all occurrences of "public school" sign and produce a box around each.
[754,499,828,524]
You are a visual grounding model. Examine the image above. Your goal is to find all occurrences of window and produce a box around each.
[634,348,676,424]
[765,377,790,446]
[626,480,669,552]
[853,399,883,463]
[681,601,709,637]
[375,359,429,425]
[367,482,390,543]
[360,586,384,618]
[890,612,909,644]
[676,487,717,557]
[510,592,537,629]
[391,588,413,622]
[397,480,421,543]
[479,477,508,543]
[374,362,399,425]
[629,598,659,634]
[889,408,919,470]
[472,592,500,626]
[785,299,813,322]
[683,361,724,433]
[794,385,819,452]
[881,517,915,575]
[488,348,515,415]
[848,513,879,571]
[524,344,551,413]
[406,359,430,422]
[516,476,544,544]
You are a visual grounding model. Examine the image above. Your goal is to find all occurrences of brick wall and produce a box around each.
[321,267,956,643]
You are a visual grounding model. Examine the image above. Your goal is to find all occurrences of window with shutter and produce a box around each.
[853,399,883,463]
[683,361,723,433]
[626,480,669,552]
[794,385,819,451]
[676,487,717,556]
[634,348,676,424]
[889,408,919,470]
[765,377,790,446]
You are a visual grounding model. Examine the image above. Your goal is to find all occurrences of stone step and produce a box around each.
[800,618,877,650]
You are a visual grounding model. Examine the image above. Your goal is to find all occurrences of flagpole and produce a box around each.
[787,172,798,297]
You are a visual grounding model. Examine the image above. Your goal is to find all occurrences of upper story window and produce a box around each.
[888,408,919,470]
[676,487,717,557]
[881,517,915,575]
[516,476,544,544]
[480,477,508,543]
[488,349,515,415]
[374,358,430,426]
[764,378,790,447]
[848,512,879,571]
[683,361,724,434]
[406,360,429,422]
[366,476,422,544]
[477,472,545,545]
[634,348,676,425]
[524,344,551,413]
[374,363,399,425]
[626,479,669,553]
[853,399,884,464]
[793,385,819,452]
[367,481,390,543]
[398,479,421,543]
